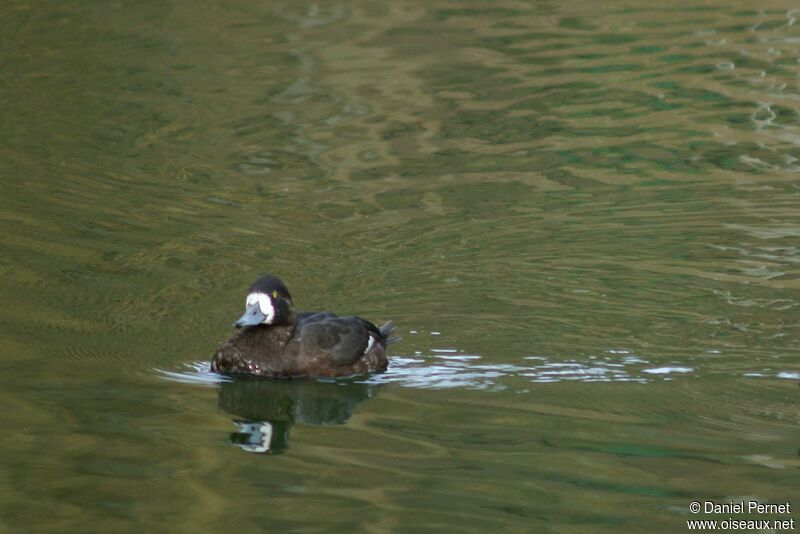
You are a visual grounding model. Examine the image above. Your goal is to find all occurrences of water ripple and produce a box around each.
[157,350,798,392]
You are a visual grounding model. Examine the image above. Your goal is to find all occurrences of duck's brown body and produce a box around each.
[211,279,395,379]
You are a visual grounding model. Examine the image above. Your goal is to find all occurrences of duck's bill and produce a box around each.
[234,303,265,328]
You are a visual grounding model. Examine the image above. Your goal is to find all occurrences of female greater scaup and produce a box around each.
[211,275,397,378]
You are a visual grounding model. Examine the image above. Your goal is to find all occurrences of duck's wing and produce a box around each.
[294,313,375,367]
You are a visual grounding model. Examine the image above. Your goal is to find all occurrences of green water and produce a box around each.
[1,1,798,531]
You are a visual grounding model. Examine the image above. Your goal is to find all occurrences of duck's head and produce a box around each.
[235,275,294,328]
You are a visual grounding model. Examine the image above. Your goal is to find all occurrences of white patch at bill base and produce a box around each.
[246,292,276,324]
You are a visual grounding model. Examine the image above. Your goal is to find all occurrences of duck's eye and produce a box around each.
[272,290,279,299]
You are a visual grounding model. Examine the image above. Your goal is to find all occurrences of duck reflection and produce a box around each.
[217,377,377,454]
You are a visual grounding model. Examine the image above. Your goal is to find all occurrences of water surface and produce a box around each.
[1,0,798,531]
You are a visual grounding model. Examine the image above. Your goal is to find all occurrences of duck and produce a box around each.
[211,275,397,378]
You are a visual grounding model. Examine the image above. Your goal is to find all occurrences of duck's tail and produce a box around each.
[380,320,401,345]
